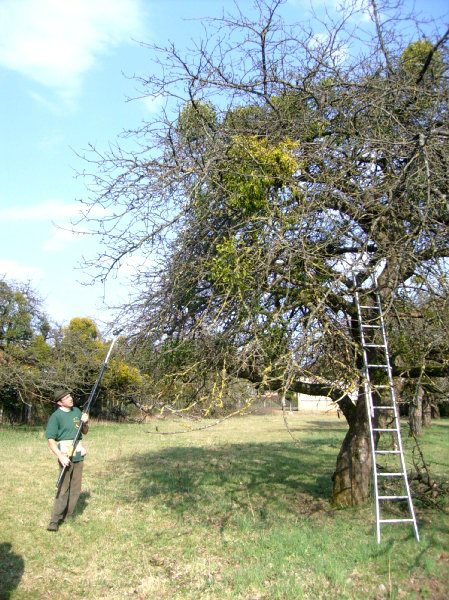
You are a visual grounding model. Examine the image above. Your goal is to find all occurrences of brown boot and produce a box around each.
[47,522,59,531]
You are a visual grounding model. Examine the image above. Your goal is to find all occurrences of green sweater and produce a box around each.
[46,407,85,462]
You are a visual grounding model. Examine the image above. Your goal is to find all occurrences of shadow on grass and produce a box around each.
[0,543,24,600]
[303,419,348,433]
[101,437,339,522]
[74,491,91,518]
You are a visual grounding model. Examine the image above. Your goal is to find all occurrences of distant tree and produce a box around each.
[51,318,149,418]
[0,290,150,424]
[387,282,449,433]
[0,279,52,422]
[79,0,449,505]
[0,279,49,346]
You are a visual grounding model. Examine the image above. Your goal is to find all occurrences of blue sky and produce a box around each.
[0,0,447,332]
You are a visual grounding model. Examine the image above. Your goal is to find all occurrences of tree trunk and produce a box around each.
[432,401,440,419]
[422,394,432,427]
[393,378,406,416]
[331,391,373,506]
[409,385,424,436]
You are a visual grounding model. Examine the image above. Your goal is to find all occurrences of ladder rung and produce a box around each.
[363,344,386,348]
[373,428,398,432]
[359,305,380,310]
[379,519,415,524]
[373,406,395,410]
[377,472,404,477]
[361,325,381,329]
[367,364,388,368]
[379,496,409,500]
[372,385,390,389]
[375,450,400,454]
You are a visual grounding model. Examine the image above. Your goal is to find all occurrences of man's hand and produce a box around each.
[58,454,71,468]
[48,438,71,466]
[81,412,89,434]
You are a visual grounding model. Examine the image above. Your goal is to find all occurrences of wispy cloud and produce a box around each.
[142,94,165,115]
[0,0,145,102]
[0,200,82,222]
[0,199,109,252]
[310,32,349,64]
[0,199,107,223]
[0,259,43,282]
[287,0,372,22]
[42,226,87,252]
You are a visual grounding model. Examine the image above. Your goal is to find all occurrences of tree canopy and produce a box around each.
[79,0,449,505]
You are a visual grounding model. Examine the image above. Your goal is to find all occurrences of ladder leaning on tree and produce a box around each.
[354,277,420,543]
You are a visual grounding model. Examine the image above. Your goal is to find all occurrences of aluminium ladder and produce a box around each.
[354,283,420,543]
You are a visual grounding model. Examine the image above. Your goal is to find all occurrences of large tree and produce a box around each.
[79,0,449,505]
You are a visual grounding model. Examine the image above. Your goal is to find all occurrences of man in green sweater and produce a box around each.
[46,389,89,531]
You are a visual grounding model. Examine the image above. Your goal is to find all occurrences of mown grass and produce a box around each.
[0,413,448,599]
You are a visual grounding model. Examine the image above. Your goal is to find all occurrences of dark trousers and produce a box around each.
[50,461,84,524]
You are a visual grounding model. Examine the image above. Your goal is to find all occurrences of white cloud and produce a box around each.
[287,0,372,22]
[116,253,153,277]
[0,259,43,282]
[42,226,85,252]
[0,200,81,222]
[310,32,348,64]
[0,199,108,223]
[0,199,110,252]
[37,133,66,150]
[142,94,165,115]
[0,0,144,100]
[28,91,64,114]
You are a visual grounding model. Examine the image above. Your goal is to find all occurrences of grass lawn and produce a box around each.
[0,412,448,599]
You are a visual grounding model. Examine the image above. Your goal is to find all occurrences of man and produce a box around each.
[46,389,89,531]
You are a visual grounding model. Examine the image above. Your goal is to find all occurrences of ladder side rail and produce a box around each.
[375,288,398,409]
[375,301,400,441]
[355,289,381,543]
[375,288,421,542]
[355,291,375,418]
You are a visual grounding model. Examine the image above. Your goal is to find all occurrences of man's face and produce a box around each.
[58,394,74,409]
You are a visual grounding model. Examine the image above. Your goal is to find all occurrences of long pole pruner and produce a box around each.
[55,328,123,494]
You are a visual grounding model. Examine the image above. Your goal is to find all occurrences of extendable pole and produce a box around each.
[55,329,122,494]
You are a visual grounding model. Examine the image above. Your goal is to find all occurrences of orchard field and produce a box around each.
[1,413,448,599]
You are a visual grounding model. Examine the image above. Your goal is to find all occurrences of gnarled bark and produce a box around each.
[423,394,432,427]
[331,391,373,506]
[409,385,424,436]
